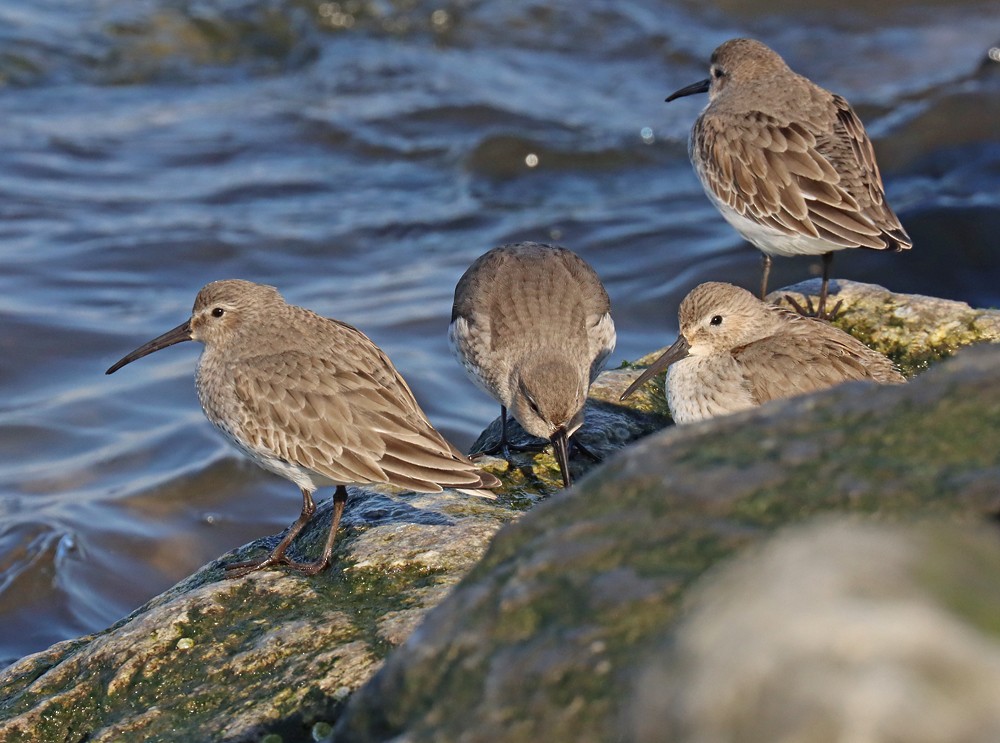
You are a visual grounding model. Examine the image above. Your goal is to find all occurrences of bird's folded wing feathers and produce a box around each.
[233,351,497,492]
[697,105,907,250]
[732,328,900,405]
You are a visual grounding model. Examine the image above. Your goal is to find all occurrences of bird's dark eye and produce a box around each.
[710,315,723,326]
[711,66,725,80]
[212,307,225,318]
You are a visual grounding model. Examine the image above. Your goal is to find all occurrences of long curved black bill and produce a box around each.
[551,427,572,490]
[106,320,193,375]
[666,78,710,102]
[620,334,691,401]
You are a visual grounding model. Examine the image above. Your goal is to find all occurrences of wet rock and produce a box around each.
[98,2,319,84]
[775,278,1000,374]
[0,379,665,742]
[335,344,1000,742]
[2,282,999,742]
[469,380,670,497]
[0,488,505,742]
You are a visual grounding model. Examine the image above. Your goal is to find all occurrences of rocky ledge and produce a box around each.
[1,280,999,742]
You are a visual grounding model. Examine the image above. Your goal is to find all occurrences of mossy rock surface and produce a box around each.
[0,489,508,742]
[335,344,1000,742]
[0,364,665,743]
[2,282,999,742]
[775,278,1000,375]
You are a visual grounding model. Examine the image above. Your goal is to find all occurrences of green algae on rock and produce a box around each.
[776,279,1000,375]
[0,390,664,742]
[469,393,672,499]
[0,487,515,742]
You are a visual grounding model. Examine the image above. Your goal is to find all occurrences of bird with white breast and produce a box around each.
[667,38,911,318]
[621,282,905,423]
[107,279,499,578]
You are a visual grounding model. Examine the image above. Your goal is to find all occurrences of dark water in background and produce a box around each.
[0,0,997,666]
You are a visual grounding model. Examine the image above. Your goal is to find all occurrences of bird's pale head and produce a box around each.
[511,356,587,441]
[106,279,287,375]
[678,282,778,355]
[189,280,285,348]
[706,38,791,100]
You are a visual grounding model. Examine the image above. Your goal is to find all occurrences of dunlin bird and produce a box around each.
[107,280,499,578]
[621,282,904,423]
[667,38,911,318]
[449,242,616,488]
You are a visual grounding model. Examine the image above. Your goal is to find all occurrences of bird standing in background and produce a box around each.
[667,38,911,318]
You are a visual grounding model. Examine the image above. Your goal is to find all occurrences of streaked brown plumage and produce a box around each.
[106,280,499,577]
[449,242,616,488]
[621,282,905,423]
[667,38,911,317]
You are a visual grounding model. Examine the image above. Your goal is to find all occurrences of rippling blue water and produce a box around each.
[0,0,997,666]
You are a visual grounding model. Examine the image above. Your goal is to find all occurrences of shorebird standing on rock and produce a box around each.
[667,38,911,318]
[621,282,904,424]
[449,242,616,489]
[107,279,499,578]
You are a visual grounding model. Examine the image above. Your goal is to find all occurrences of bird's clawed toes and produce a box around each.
[783,294,843,322]
[224,555,290,578]
[286,557,332,577]
[224,552,333,579]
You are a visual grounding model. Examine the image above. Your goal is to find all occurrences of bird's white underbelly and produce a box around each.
[697,173,842,258]
[210,412,339,492]
[665,356,756,424]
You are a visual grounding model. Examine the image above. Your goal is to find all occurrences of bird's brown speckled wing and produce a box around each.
[453,243,612,354]
[732,316,904,405]
[450,242,615,392]
[232,348,498,493]
[695,96,911,251]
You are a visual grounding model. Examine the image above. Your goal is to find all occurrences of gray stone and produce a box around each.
[633,519,1000,743]
[0,489,506,742]
[335,344,1000,742]
[0,375,666,743]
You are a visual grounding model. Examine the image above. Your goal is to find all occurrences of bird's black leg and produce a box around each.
[471,406,512,459]
[759,253,772,300]
[571,436,601,463]
[225,488,316,578]
[786,252,843,320]
[291,485,348,577]
[816,252,843,320]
